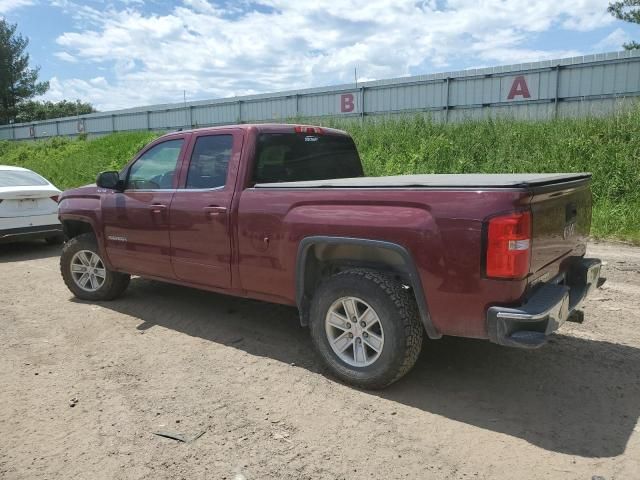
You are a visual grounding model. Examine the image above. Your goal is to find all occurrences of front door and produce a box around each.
[102,137,186,278]
[169,131,241,289]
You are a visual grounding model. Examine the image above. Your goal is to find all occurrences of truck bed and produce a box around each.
[255,173,591,189]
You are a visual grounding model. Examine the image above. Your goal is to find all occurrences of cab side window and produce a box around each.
[126,139,184,190]
[186,135,233,189]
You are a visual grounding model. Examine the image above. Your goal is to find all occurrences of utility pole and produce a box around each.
[183,90,188,128]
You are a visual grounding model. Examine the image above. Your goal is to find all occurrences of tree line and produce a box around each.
[608,1,640,50]
[0,19,95,125]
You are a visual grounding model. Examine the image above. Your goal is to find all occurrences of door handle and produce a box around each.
[204,206,227,217]
[150,204,167,214]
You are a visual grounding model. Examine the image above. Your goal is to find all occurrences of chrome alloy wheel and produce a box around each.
[325,296,385,367]
[70,250,106,292]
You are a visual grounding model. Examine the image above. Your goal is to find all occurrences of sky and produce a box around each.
[1,0,638,112]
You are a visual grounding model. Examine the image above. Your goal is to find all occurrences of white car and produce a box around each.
[0,166,63,244]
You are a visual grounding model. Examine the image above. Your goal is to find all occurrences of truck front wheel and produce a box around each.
[60,233,130,301]
[309,269,423,389]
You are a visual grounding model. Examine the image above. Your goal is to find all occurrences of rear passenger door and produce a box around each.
[169,130,242,289]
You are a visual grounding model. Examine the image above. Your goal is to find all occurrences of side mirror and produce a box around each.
[96,171,123,190]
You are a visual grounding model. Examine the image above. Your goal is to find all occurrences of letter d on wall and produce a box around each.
[340,93,355,113]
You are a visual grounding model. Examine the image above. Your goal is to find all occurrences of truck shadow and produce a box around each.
[0,240,61,263]
[100,277,639,459]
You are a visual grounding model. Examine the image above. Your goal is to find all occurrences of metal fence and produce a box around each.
[2,50,639,141]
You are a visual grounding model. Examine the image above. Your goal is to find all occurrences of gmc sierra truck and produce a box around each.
[58,124,602,388]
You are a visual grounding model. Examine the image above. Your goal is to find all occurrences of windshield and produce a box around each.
[253,133,363,184]
[0,169,50,187]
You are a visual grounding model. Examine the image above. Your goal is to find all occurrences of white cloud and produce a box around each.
[0,0,34,14]
[594,28,631,51]
[41,0,616,110]
[53,51,78,63]
[561,0,612,31]
[182,0,216,14]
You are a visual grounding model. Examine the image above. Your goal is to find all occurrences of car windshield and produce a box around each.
[0,169,50,187]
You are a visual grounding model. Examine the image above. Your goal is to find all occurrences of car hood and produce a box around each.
[59,184,99,200]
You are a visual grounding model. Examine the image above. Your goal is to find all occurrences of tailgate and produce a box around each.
[529,177,592,275]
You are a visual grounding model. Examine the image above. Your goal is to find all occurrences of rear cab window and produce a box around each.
[253,132,363,184]
[0,170,49,187]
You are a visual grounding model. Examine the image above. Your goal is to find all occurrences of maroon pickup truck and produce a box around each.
[58,124,602,388]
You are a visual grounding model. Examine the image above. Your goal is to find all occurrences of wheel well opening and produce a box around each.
[62,220,95,240]
[298,242,413,326]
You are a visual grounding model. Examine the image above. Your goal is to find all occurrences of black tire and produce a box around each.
[45,235,64,245]
[60,232,130,301]
[309,269,423,389]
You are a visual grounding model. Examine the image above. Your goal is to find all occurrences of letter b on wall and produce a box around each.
[340,93,355,113]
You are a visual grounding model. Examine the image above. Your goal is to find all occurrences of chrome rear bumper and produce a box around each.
[487,258,602,348]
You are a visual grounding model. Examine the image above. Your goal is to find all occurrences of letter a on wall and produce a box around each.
[507,76,531,100]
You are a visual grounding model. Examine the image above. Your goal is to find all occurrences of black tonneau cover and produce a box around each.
[255,173,591,189]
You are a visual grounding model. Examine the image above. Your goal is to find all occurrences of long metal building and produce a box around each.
[2,50,639,141]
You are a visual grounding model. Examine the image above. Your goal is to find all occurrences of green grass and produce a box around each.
[323,110,640,244]
[1,109,639,243]
[0,131,159,190]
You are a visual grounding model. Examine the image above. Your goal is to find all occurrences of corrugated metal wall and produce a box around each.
[2,50,639,141]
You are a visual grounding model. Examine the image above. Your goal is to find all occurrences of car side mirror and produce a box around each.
[96,171,123,190]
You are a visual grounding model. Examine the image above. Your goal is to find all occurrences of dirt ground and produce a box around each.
[0,240,639,480]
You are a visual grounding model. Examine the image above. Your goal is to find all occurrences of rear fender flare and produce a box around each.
[295,236,441,339]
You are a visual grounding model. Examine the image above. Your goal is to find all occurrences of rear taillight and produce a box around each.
[485,211,531,279]
[50,195,59,203]
[294,125,324,134]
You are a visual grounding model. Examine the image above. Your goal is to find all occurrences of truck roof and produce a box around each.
[161,123,350,137]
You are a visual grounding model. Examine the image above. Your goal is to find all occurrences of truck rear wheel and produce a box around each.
[60,233,130,301]
[309,269,423,389]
